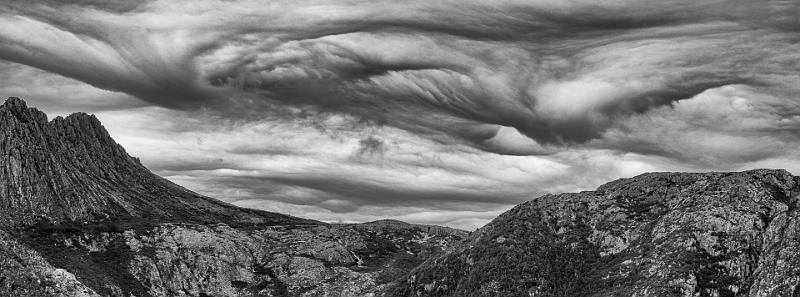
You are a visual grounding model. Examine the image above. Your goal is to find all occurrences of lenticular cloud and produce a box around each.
[0,0,798,155]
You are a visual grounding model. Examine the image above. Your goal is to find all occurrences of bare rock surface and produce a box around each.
[0,230,99,297]
[12,221,465,296]
[0,97,311,227]
[387,169,800,297]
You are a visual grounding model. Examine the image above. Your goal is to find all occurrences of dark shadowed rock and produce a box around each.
[387,169,800,297]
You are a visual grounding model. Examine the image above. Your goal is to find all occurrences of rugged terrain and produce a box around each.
[0,97,311,227]
[4,96,800,297]
[387,169,800,297]
[4,220,466,297]
[0,97,468,297]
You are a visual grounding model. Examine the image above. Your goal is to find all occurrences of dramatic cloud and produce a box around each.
[0,0,798,229]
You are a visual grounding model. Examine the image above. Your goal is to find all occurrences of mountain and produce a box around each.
[0,97,469,297]
[0,97,311,227]
[4,96,800,297]
[386,169,800,296]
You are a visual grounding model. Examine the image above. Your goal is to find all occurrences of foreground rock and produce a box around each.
[10,220,466,297]
[387,169,800,296]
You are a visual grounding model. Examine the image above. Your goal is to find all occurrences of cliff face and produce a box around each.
[0,97,310,227]
[387,169,800,296]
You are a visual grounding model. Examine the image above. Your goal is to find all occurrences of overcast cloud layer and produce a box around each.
[1,0,799,229]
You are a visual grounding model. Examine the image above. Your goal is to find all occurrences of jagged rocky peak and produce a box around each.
[0,97,312,227]
[0,96,47,124]
[388,169,800,297]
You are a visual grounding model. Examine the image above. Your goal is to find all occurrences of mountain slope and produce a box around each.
[387,169,800,296]
[0,97,311,227]
[9,221,468,297]
[0,97,469,297]
[7,96,800,296]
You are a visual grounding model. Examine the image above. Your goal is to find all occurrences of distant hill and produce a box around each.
[361,219,468,237]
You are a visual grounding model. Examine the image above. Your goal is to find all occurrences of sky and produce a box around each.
[0,0,799,230]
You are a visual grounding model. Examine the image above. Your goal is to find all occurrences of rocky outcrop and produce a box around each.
[388,169,800,296]
[11,221,466,297]
[0,97,311,227]
[0,230,99,297]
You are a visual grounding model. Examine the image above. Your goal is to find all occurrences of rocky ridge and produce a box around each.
[0,97,311,227]
[387,169,800,296]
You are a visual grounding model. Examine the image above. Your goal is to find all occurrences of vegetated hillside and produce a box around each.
[387,169,800,296]
[0,97,469,297]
